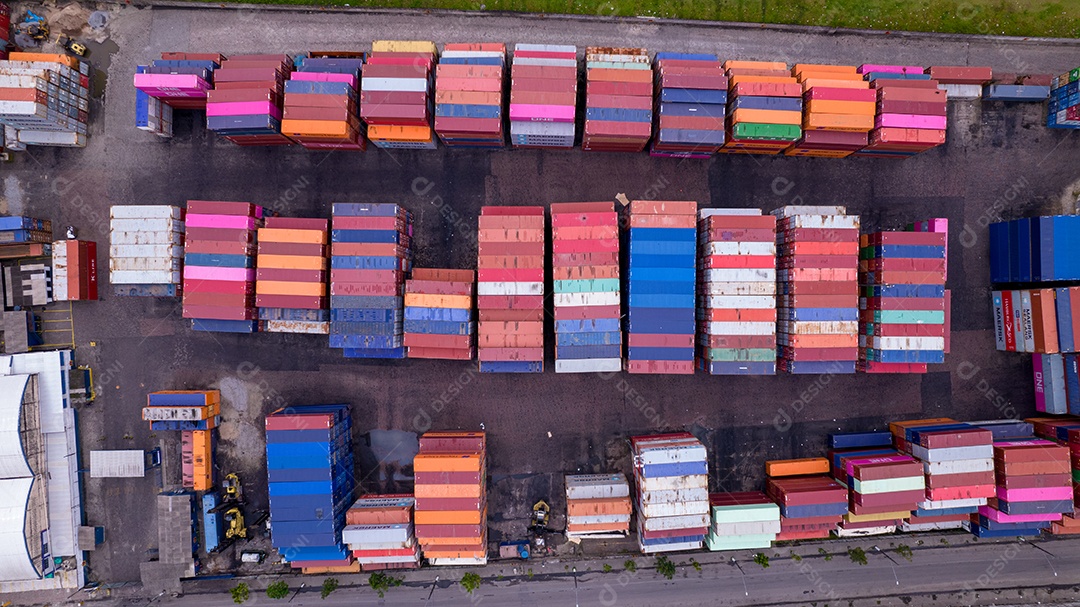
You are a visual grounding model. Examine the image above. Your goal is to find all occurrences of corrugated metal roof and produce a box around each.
[90,450,145,478]
[0,375,32,480]
[0,478,40,582]
[0,351,70,434]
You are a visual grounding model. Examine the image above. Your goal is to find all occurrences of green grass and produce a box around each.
[195,0,1080,38]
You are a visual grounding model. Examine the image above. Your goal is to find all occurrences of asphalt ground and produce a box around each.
[2,3,1080,585]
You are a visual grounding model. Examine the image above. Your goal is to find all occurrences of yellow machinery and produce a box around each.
[224,507,246,539]
[223,473,243,502]
[56,34,87,57]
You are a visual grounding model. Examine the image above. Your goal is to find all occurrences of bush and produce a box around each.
[602,564,612,573]
[896,544,913,562]
[623,559,637,572]
[266,581,289,600]
[461,572,482,594]
[655,556,676,579]
[753,553,770,569]
[368,573,402,598]
[321,577,339,599]
[690,559,702,572]
[230,583,250,604]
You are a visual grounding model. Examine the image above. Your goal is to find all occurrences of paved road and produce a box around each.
[5,1,1080,587]
[80,535,1080,606]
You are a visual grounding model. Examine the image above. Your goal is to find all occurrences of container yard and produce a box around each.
[4,4,1080,606]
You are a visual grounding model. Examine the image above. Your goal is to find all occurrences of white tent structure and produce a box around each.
[0,374,46,582]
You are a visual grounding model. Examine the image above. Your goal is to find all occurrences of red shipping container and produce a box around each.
[185,291,255,308]
[404,334,473,349]
[183,279,255,295]
[552,305,621,320]
[477,347,543,361]
[478,308,543,322]
[257,242,326,257]
[476,295,544,310]
[626,360,694,374]
[627,334,695,348]
[182,305,256,321]
[477,268,544,282]
[330,282,403,296]
[255,294,326,309]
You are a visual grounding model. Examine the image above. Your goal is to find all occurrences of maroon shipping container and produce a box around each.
[183,279,255,295]
[213,67,285,82]
[363,64,431,78]
[638,526,709,540]
[413,524,485,538]
[850,461,923,481]
[330,282,404,296]
[657,115,725,131]
[185,227,255,244]
[283,106,357,121]
[802,87,878,102]
[406,280,473,295]
[478,308,544,322]
[993,443,1069,463]
[265,413,335,431]
[799,130,869,147]
[876,88,945,104]
[510,90,576,106]
[182,305,256,321]
[627,333,696,348]
[476,295,544,310]
[186,200,260,217]
[184,291,255,308]
[418,434,485,452]
[360,104,431,124]
[207,89,283,104]
[404,334,472,349]
[731,82,802,97]
[330,269,404,283]
[434,117,502,135]
[586,80,652,96]
[552,304,622,321]
[256,268,326,282]
[851,489,926,508]
[586,94,652,110]
[926,66,993,83]
[926,471,995,488]
[257,242,327,256]
[263,216,328,230]
[161,52,226,63]
[700,334,776,349]
[185,240,255,255]
[255,294,327,309]
[878,99,947,116]
[286,92,357,108]
[995,472,1071,489]
[511,78,577,93]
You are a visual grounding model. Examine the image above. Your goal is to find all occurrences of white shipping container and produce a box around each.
[921,457,994,474]
[638,474,708,492]
[354,555,421,565]
[635,444,708,465]
[941,84,982,99]
[702,282,776,296]
[110,218,183,233]
[640,512,709,531]
[703,268,776,283]
[110,205,183,220]
[0,100,47,115]
[510,121,575,136]
[440,51,505,58]
[641,540,703,554]
[704,242,776,257]
[515,43,576,53]
[638,487,709,505]
[110,244,184,259]
[586,54,650,64]
[89,450,147,478]
[141,406,212,421]
[706,321,775,336]
[700,208,762,218]
[779,215,859,230]
[566,513,631,525]
[1020,290,1035,352]
[110,230,184,245]
[362,77,429,92]
[566,473,629,494]
[918,497,987,510]
[992,291,1005,351]
[342,524,413,545]
[788,320,858,335]
[513,57,577,67]
[711,502,779,524]
[428,557,488,566]
[553,292,619,307]
[263,320,330,335]
[852,475,925,494]
[109,269,181,284]
[871,336,945,351]
[0,74,46,88]
[554,358,621,374]
[901,520,966,532]
[835,525,896,537]
[108,257,182,272]
[638,500,709,519]
[912,444,994,463]
[633,437,700,450]
[771,205,847,218]
[20,130,87,147]
[476,281,543,296]
[702,295,775,309]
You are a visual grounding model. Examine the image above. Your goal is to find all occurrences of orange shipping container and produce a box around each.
[805,100,876,115]
[765,457,831,477]
[368,125,433,142]
[800,78,871,90]
[413,453,484,472]
[257,254,328,270]
[629,200,697,216]
[730,108,802,125]
[566,498,633,517]
[792,64,858,75]
[418,536,485,546]
[281,119,355,138]
[414,510,484,525]
[803,113,875,131]
[404,293,472,309]
[258,228,328,245]
[729,75,799,87]
[421,548,487,559]
[256,281,326,297]
[782,334,859,348]
[414,483,483,499]
[724,60,788,71]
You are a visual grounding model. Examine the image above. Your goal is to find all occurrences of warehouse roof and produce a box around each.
[0,375,34,479]
[0,477,39,582]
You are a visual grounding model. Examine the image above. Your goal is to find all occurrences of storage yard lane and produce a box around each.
[4,3,1079,585]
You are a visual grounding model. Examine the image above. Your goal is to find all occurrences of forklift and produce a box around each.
[55,34,87,57]
[213,473,247,540]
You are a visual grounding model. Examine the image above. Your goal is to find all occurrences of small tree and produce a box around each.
[266,581,289,600]
[230,583,250,604]
[461,572,482,594]
[321,577,339,599]
[655,555,676,579]
[848,547,868,566]
[753,553,770,569]
[369,572,403,598]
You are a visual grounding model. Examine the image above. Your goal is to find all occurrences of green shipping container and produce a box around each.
[730,122,802,141]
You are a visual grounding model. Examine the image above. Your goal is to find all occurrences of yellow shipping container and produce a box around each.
[372,40,437,54]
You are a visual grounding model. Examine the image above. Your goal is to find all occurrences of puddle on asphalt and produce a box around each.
[82,38,118,99]
[359,429,418,489]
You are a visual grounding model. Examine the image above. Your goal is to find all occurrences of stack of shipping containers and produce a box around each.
[0,214,51,305]
[0,53,90,148]
[403,268,476,360]
[0,3,7,61]
[581,47,652,152]
[765,458,848,539]
[696,209,777,375]
[859,65,946,157]
[969,439,1072,537]
[1048,67,1080,128]
[891,419,994,530]
[182,200,262,333]
[551,202,622,374]
[624,200,697,374]
[361,41,437,150]
[929,66,992,100]
[786,64,874,157]
[1030,418,1080,534]
[143,390,220,490]
[413,431,487,565]
[631,433,710,554]
[135,53,221,138]
[329,203,412,359]
[343,495,420,571]
[266,405,356,571]
[281,55,365,150]
[705,492,780,551]
[564,474,631,539]
[774,205,860,374]
[989,216,1080,285]
[509,44,577,148]
[839,454,925,535]
[0,215,51,245]
[858,227,947,372]
[476,206,545,373]
[721,60,802,155]
[206,54,294,146]
[51,239,98,301]
[109,205,184,297]
[650,53,727,157]
[255,218,330,334]
[434,43,506,147]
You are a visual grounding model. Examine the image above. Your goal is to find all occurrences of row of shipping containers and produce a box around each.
[0,214,99,305]
[0,52,91,149]
[145,47,1080,155]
